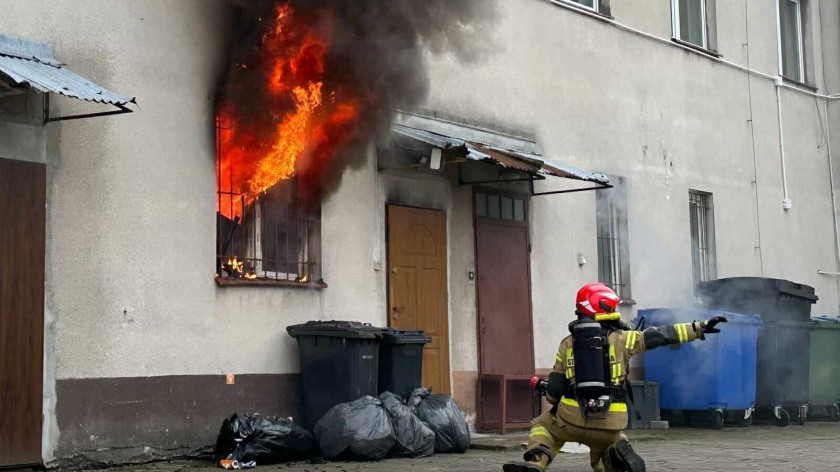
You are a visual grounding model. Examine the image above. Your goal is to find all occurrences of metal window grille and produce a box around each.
[596,181,629,300]
[215,118,316,283]
[597,198,624,295]
[689,191,715,287]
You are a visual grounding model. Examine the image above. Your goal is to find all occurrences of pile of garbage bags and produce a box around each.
[214,413,317,467]
[214,389,470,466]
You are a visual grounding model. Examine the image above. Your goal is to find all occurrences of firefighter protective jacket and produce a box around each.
[551,321,704,430]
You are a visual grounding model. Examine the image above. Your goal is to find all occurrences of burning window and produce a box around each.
[214,3,342,286]
[216,118,322,285]
[213,0,496,286]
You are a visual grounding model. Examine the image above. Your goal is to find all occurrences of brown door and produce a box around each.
[474,189,534,375]
[0,158,46,466]
[387,205,450,394]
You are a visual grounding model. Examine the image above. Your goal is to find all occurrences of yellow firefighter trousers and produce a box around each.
[527,410,627,472]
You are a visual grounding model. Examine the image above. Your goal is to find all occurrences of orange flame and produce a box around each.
[217,3,361,220]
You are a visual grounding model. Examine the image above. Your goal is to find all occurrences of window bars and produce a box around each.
[215,118,316,284]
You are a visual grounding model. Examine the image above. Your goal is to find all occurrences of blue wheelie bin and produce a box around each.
[636,308,763,428]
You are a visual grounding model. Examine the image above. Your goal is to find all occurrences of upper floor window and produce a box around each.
[778,0,805,82]
[671,0,717,52]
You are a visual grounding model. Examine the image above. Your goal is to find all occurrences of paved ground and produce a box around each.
[75,423,840,472]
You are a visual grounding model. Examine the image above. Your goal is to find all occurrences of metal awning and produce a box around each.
[391,123,610,195]
[0,34,135,122]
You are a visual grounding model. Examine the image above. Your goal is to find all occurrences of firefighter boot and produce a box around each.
[602,439,645,472]
[503,447,552,472]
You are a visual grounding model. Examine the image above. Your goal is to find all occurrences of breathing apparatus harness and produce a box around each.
[566,312,627,419]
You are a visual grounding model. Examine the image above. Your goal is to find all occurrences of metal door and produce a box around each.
[474,189,534,375]
[0,157,45,466]
[387,205,450,394]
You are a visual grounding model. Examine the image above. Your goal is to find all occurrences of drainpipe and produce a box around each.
[820,100,840,315]
[775,77,793,210]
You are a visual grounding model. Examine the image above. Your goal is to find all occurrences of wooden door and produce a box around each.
[0,157,46,466]
[474,189,534,375]
[387,205,450,394]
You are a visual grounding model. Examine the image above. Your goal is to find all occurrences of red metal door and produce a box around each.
[474,189,534,375]
[0,157,45,466]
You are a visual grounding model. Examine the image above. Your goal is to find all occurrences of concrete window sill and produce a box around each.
[671,38,722,59]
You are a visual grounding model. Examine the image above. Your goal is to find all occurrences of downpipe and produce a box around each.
[819,100,840,314]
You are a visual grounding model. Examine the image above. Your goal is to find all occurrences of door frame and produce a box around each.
[385,203,451,392]
[472,186,535,375]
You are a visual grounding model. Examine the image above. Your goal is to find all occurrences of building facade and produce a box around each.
[1,0,839,465]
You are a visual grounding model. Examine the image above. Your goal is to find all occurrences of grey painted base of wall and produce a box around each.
[54,374,302,467]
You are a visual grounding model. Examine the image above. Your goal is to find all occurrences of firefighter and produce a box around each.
[503,282,727,472]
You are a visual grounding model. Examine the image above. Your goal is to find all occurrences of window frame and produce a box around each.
[551,0,612,19]
[688,190,717,290]
[777,0,806,83]
[563,0,599,14]
[596,175,632,303]
[671,0,708,50]
[214,118,325,289]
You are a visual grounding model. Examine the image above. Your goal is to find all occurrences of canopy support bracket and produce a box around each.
[43,93,133,123]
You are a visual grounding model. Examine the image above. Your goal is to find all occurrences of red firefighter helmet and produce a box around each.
[576,282,620,316]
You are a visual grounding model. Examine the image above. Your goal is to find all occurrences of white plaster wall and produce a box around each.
[1,1,839,450]
[0,1,390,383]
[422,0,840,369]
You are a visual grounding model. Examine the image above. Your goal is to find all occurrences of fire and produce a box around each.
[217,2,361,220]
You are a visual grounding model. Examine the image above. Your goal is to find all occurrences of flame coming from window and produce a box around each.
[217,3,361,220]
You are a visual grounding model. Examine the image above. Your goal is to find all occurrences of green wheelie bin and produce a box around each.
[810,316,840,420]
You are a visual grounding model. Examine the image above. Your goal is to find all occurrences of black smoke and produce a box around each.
[221,0,498,201]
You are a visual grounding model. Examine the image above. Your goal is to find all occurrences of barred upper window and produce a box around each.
[596,176,631,301]
[689,190,716,289]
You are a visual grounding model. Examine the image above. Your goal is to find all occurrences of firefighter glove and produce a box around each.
[702,316,727,335]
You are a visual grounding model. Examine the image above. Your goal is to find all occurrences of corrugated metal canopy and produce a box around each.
[0,34,134,106]
[390,123,610,186]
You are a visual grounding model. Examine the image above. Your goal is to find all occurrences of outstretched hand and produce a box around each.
[703,316,728,334]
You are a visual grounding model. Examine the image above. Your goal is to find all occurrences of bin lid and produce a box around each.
[698,277,818,303]
[380,328,432,344]
[286,320,382,339]
[812,316,840,328]
[635,308,763,328]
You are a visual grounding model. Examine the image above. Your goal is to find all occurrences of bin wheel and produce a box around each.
[712,410,725,429]
[797,408,807,426]
[735,410,753,427]
[831,405,840,422]
[775,409,791,427]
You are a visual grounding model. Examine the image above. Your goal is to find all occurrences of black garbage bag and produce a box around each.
[409,388,471,453]
[314,396,396,460]
[214,413,316,465]
[379,392,435,458]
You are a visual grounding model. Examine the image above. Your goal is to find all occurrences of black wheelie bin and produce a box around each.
[287,320,382,431]
[699,277,818,426]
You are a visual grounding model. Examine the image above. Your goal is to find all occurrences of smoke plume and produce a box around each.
[220,0,498,202]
